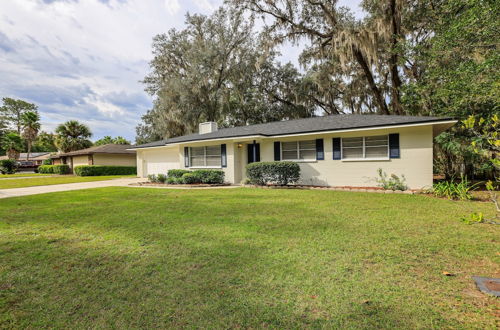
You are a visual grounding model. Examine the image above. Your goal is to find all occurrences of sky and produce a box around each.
[0,0,363,142]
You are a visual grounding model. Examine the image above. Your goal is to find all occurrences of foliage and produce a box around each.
[20,111,41,160]
[167,169,191,178]
[38,164,70,175]
[166,177,176,184]
[147,174,158,183]
[460,212,485,224]
[42,159,52,165]
[94,136,131,146]
[156,173,167,183]
[375,168,408,191]
[191,169,224,184]
[246,161,301,186]
[431,177,477,201]
[1,132,23,160]
[462,114,499,173]
[74,165,137,176]
[0,159,18,174]
[0,97,38,134]
[32,131,58,152]
[137,7,313,143]
[182,173,199,184]
[54,120,93,152]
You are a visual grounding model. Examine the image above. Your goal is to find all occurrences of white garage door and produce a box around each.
[142,147,180,176]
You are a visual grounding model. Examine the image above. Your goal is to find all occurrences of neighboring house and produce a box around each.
[51,144,136,171]
[131,115,457,189]
[0,152,51,166]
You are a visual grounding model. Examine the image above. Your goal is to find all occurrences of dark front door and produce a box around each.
[247,143,260,163]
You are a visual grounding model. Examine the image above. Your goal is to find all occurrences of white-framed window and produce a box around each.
[342,135,389,159]
[282,140,316,161]
[189,145,221,167]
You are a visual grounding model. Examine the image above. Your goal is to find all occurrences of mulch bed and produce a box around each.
[132,182,231,188]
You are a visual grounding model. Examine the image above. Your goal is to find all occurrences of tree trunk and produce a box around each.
[353,47,390,115]
[388,0,403,115]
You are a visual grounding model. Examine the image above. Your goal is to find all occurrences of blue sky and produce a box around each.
[0,0,363,142]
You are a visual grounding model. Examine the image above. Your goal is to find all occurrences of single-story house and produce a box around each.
[131,115,456,189]
[51,144,136,171]
[0,152,51,166]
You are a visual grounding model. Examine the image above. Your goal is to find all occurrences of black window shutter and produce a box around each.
[221,144,227,167]
[389,133,400,158]
[332,138,341,160]
[316,139,324,160]
[256,144,260,162]
[274,141,281,161]
[184,147,189,167]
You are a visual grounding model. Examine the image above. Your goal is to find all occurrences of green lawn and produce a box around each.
[0,175,135,189]
[0,173,53,178]
[0,188,498,328]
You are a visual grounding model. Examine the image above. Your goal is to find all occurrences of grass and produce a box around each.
[0,187,498,328]
[0,173,53,178]
[0,175,135,189]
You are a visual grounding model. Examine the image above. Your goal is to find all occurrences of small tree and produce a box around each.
[1,132,23,160]
[21,111,41,160]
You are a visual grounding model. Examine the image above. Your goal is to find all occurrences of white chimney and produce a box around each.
[199,122,218,134]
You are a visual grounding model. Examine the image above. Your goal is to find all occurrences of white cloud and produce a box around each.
[164,0,181,15]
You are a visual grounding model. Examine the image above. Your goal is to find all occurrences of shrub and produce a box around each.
[375,168,407,191]
[147,174,158,183]
[182,172,200,184]
[432,176,477,200]
[166,177,177,184]
[246,161,300,186]
[168,169,191,178]
[0,159,18,174]
[38,164,70,175]
[191,169,225,184]
[42,159,52,165]
[157,173,167,183]
[74,165,136,176]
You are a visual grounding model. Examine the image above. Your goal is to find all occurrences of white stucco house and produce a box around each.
[130,115,456,189]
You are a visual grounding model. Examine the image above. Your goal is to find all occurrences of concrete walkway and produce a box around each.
[0,177,145,199]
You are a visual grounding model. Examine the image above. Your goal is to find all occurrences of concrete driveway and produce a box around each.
[0,177,145,199]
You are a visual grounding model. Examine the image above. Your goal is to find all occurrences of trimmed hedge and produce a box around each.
[38,164,70,175]
[246,161,300,186]
[0,159,18,174]
[74,165,136,176]
[167,169,191,178]
[192,169,225,184]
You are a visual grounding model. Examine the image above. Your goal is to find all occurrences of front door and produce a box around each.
[247,143,260,163]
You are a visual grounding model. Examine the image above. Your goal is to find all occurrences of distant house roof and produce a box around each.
[131,114,455,149]
[0,152,50,161]
[53,144,136,158]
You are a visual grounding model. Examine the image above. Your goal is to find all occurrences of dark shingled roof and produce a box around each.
[132,115,454,149]
[55,144,136,157]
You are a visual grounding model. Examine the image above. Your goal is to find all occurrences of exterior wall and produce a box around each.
[258,125,433,189]
[136,146,181,177]
[93,153,136,166]
[52,158,62,165]
[71,155,89,168]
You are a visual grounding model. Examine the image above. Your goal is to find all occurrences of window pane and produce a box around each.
[342,137,363,148]
[342,147,363,159]
[365,146,388,158]
[365,135,388,147]
[283,150,298,160]
[282,142,297,151]
[190,156,204,166]
[206,156,221,166]
[299,140,315,150]
[205,146,221,157]
[299,149,316,160]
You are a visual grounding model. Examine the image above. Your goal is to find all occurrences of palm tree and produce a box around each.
[21,111,41,160]
[54,120,93,152]
[1,132,23,160]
